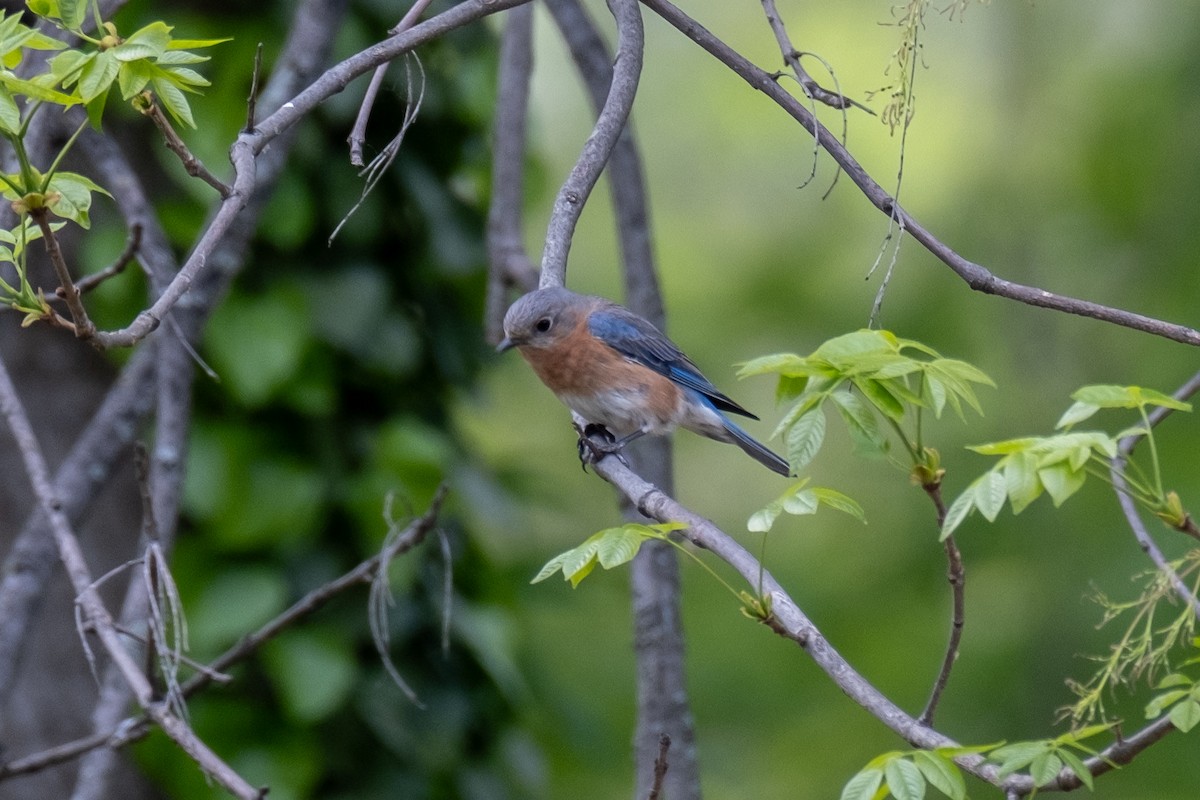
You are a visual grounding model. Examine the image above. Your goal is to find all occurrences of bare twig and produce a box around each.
[647,733,671,800]
[244,42,264,133]
[638,0,1200,348]
[0,352,261,799]
[484,2,538,343]
[0,486,448,782]
[29,207,95,338]
[138,96,232,198]
[539,0,643,288]
[348,0,435,166]
[759,0,869,112]
[53,223,142,300]
[0,0,346,714]
[919,533,965,726]
[89,0,531,350]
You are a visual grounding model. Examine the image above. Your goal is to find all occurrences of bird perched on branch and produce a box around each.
[497,286,790,476]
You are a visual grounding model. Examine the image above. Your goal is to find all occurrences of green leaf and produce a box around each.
[117,58,153,99]
[1029,752,1062,787]
[940,487,975,539]
[774,373,809,404]
[771,391,825,440]
[830,390,888,455]
[973,469,1007,522]
[858,377,906,420]
[1003,452,1043,513]
[810,487,867,524]
[1145,688,1190,719]
[1037,461,1086,507]
[1155,672,1195,689]
[46,171,110,228]
[168,37,233,50]
[1169,698,1200,733]
[1056,400,1098,430]
[1055,748,1094,791]
[885,758,925,800]
[78,49,119,102]
[840,768,884,800]
[113,21,172,62]
[58,0,87,30]
[531,524,658,587]
[782,487,818,516]
[747,502,782,533]
[737,352,808,377]
[815,329,896,362]
[912,751,965,800]
[151,75,195,127]
[0,87,18,135]
[968,437,1040,455]
[784,406,826,473]
[992,741,1050,777]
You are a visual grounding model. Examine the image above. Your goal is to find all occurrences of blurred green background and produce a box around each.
[70,0,1200,797]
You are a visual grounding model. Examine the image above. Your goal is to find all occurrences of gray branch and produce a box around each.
[539,0,644,289]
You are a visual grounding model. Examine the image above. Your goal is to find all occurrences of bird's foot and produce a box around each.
[575,423,628,471]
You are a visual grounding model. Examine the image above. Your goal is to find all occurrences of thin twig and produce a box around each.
[759,0,869,112]
[30,207,95,338]
[647,733,671,800]
[0,486,448,782]
[53,223,142,300]
[638,0,1200,348]
[0,352,261,799]
[244,43,264,133]
[140,97,232,198]
[539,0,643,288]
[91,0,532,350]
[347,0,435,166]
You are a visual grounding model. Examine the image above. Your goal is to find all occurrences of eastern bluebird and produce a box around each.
[497,286,790,476]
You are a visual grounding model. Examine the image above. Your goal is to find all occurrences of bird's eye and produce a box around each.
[534,317,553,333]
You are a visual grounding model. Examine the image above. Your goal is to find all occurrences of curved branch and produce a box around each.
[584,445,1186,794]
[638,0,1200,348]
[539,0,644,288]
[1110,369,1200,618]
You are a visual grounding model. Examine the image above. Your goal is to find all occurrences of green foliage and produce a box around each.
[747,477,866,532]
[840,745,993,800]
[532,522,686,587]
[988,723,1113,791]
[742,329,991,501]
[1145,644,1200,733]
[942,385,1192,538]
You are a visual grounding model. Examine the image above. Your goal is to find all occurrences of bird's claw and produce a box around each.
[575,423,628,471]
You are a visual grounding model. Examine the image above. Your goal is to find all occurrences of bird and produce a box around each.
[496,286,790,476]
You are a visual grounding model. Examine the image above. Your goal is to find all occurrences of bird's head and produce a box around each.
[497,287,585,353]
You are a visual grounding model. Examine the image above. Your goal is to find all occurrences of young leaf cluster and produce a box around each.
[0,0,223,326]
[747,477,865,533]
[739,329,992,482]
[532,522,686,587]
[942,385,1192,539]
[988,723,1111,792]
[840,746,990,800]
[35,1,226,128]
[1145,641,1200,733]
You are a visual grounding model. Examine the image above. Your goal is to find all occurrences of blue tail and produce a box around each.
[722,417,790,476]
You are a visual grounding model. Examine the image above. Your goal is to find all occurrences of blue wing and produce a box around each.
[587,305,758,420]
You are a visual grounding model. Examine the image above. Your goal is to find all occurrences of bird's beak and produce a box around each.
[496,336,516,353]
